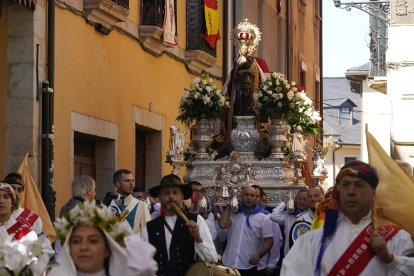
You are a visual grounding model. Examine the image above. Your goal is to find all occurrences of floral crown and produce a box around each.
[0,182,17,207]
[54,201,127,245]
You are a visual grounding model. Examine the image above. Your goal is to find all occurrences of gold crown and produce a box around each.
[232,19,261,58]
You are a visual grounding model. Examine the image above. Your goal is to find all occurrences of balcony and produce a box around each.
[84,0,130,33]
[139,0,177,56]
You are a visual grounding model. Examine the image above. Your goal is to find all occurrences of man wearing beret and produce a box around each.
[142,174,217,276]
[282,161,414,275]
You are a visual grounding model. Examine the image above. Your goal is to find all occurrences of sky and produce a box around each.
[323,1,370,77]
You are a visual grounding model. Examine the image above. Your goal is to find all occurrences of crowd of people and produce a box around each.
[0,160,413,275]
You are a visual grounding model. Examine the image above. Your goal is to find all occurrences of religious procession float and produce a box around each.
[167,19,327,207]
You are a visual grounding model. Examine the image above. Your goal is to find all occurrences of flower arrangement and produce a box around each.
[54,201,127,245]
[253,72,321,135]
[0,236,51,276]
[177,74,230,127]
[294,89,322,135]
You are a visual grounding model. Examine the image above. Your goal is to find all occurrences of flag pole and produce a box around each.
[372,198,378,233]
[365,124,378,233]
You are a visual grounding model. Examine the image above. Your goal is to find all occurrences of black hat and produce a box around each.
[149,174,193,200]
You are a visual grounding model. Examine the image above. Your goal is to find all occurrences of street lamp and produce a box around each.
[332,0,390,23]
[333,0,390,76]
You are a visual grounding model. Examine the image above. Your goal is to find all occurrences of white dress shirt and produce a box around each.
[282,213,414,276]
[259,215,283,270]
[270,202,313,256]
[142,214,218,263]
[222,211,273,269]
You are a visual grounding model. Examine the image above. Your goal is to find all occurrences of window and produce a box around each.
[135,128,146,190]
[112,0,129,9]
[186,0,217,56]
[340,107,352,125]
[314,80,320,111]
[299,59,307,89]
[74,133,96,179]
[344,157,357,165]
[141,0,177,32]
[300,70,306,89]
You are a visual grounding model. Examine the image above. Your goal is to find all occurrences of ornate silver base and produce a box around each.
[184,157,304,207]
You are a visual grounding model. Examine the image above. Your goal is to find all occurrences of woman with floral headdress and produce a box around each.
[50,201,157,276]
[0,182,54,251]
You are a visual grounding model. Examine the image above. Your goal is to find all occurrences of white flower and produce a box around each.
[202,79,207,85]
[277,102,283,108]
[205,86,213,92]
[311,111,322,121]
[291,81,296,86]
[278,93,283,99]
[194,93,199,99]
[267,90,272,95]
[29,253,50,276]
[69,205,82,222]
[203,95,211,105]
[183,90,190,99]
[192,77,201,84]
[54,217,70,232]
[287,90,294,101]
[96,205,114,220]
[208,78,213,83]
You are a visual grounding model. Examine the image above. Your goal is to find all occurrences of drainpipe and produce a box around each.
[285,0,290,79]
[332,143,343,183]
[42,0,56,221]
[319,1,323,141]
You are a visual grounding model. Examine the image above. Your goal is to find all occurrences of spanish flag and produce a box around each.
[201,0,221,48]
[366,126,414,238]
[18,154,56,242]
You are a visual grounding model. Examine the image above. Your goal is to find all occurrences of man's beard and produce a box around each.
[163,200,182,212]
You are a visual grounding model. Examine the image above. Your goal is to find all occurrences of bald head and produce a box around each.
[241,186,257,208]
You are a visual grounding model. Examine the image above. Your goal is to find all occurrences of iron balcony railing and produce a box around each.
[112,0,129,9]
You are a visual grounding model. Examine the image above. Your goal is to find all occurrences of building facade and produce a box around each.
[0,0,322,217]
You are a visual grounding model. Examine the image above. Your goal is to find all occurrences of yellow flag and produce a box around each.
[18,154,56,242]
[366,126,414,238]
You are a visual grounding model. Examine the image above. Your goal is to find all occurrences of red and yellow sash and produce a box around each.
[328,223,400,276]
[7,208,38,240]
